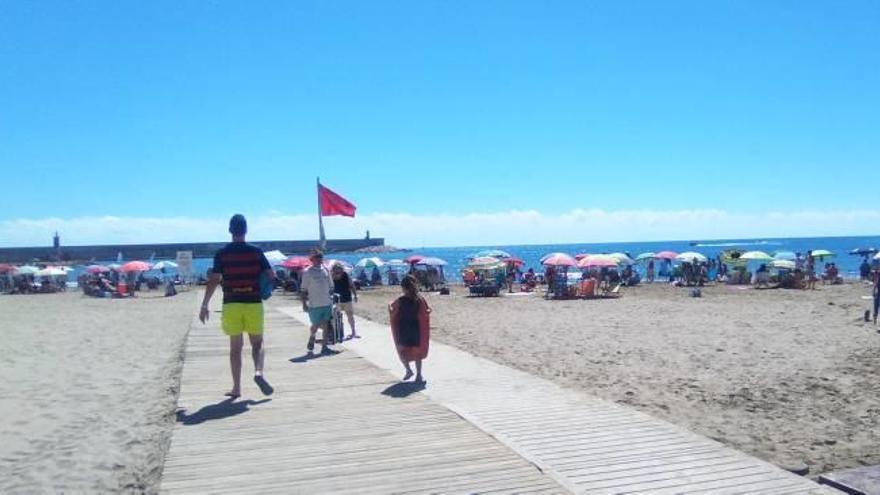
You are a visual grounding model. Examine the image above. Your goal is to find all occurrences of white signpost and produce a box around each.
[176,251,193,284]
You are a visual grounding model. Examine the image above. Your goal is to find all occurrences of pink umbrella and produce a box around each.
[404,255,425,264]
[0,263,14,274]
[541,253,577,267]
[86,265,110,274]
[280,256,311,269]
[120,261,152,273]
[655,251,678,260]
[574,253,591,261]
[577,255,620,268]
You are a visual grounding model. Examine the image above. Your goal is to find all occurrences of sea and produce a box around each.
[68,235,880,283]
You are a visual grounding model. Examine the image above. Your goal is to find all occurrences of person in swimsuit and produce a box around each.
[389,275,431,383]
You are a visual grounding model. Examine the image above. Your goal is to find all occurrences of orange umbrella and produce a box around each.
[120,261,152,272]
[280,256,311,269]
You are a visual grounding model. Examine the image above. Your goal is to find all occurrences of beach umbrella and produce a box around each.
[120,261,152,273]
[850,247,877,256]
[574,253,591,261]
[108,263,122,270]
[36,267,66,277]
[469,249,512,259]
[608,252,635,265]
[541,253,577,267]
[771,259,796,270]
[675,252,707,263]
[874,252,880,260]
[468,256,506,269]
[355,257,385,269]
[635,252,656,262]
[281,256,311,269]
[505,257,524,267]
[0,263,15,274]
[655,251,678,260]
[404,255,425,264]
[263,250,287,265]
[773,251,796,260]
[416,257,448,266]
[14,265,39,275]
[740,251,773,262]
[86,265,111,274]
[540,252,570,263]
[152,260,178,270]
[810,249,834,259]
[577,255,620,268]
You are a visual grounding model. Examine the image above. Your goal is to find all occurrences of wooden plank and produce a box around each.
[285,308,836,495]
[160,296,565,494]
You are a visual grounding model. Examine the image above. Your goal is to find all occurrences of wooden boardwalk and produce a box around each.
[278,306,836,495]
[160,303,564,494]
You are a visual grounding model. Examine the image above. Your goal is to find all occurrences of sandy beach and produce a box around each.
[0,290,197,493]
[355,281,880,476]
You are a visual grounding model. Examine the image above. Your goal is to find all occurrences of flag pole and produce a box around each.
[317,177,327,249]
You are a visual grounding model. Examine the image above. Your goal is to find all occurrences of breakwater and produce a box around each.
[0,238,384,263]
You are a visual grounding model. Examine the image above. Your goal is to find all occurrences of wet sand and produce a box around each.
[0,290,197,493]
[354,281,880,476]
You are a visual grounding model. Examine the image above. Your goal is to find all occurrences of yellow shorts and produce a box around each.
[222,303,264,336]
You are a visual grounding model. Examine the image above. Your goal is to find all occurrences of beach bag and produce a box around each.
[259,272,273,300]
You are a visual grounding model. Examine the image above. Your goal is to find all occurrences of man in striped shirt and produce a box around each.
[199,214,275,398]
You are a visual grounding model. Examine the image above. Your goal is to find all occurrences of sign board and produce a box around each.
[176,251,193,282]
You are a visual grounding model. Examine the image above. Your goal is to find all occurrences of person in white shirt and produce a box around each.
[300,249,337,355]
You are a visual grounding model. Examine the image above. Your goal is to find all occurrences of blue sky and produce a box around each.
[1,1,878,246]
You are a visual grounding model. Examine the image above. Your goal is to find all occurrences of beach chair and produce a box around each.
[602,283,622,298]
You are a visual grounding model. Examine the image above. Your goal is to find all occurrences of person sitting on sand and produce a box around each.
[199,214,275,399]
[389,275,431,383]
[523,268,537,291]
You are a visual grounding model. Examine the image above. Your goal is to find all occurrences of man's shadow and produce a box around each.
[288,351,339,364]
[381,381,426,398]
[176,397,271,425]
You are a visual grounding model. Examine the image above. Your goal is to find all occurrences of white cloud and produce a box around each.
[1,209,879,248]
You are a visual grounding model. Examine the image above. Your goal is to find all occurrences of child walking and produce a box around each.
[389,275,431,383]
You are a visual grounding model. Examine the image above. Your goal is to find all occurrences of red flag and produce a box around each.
[318,184,357,217]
